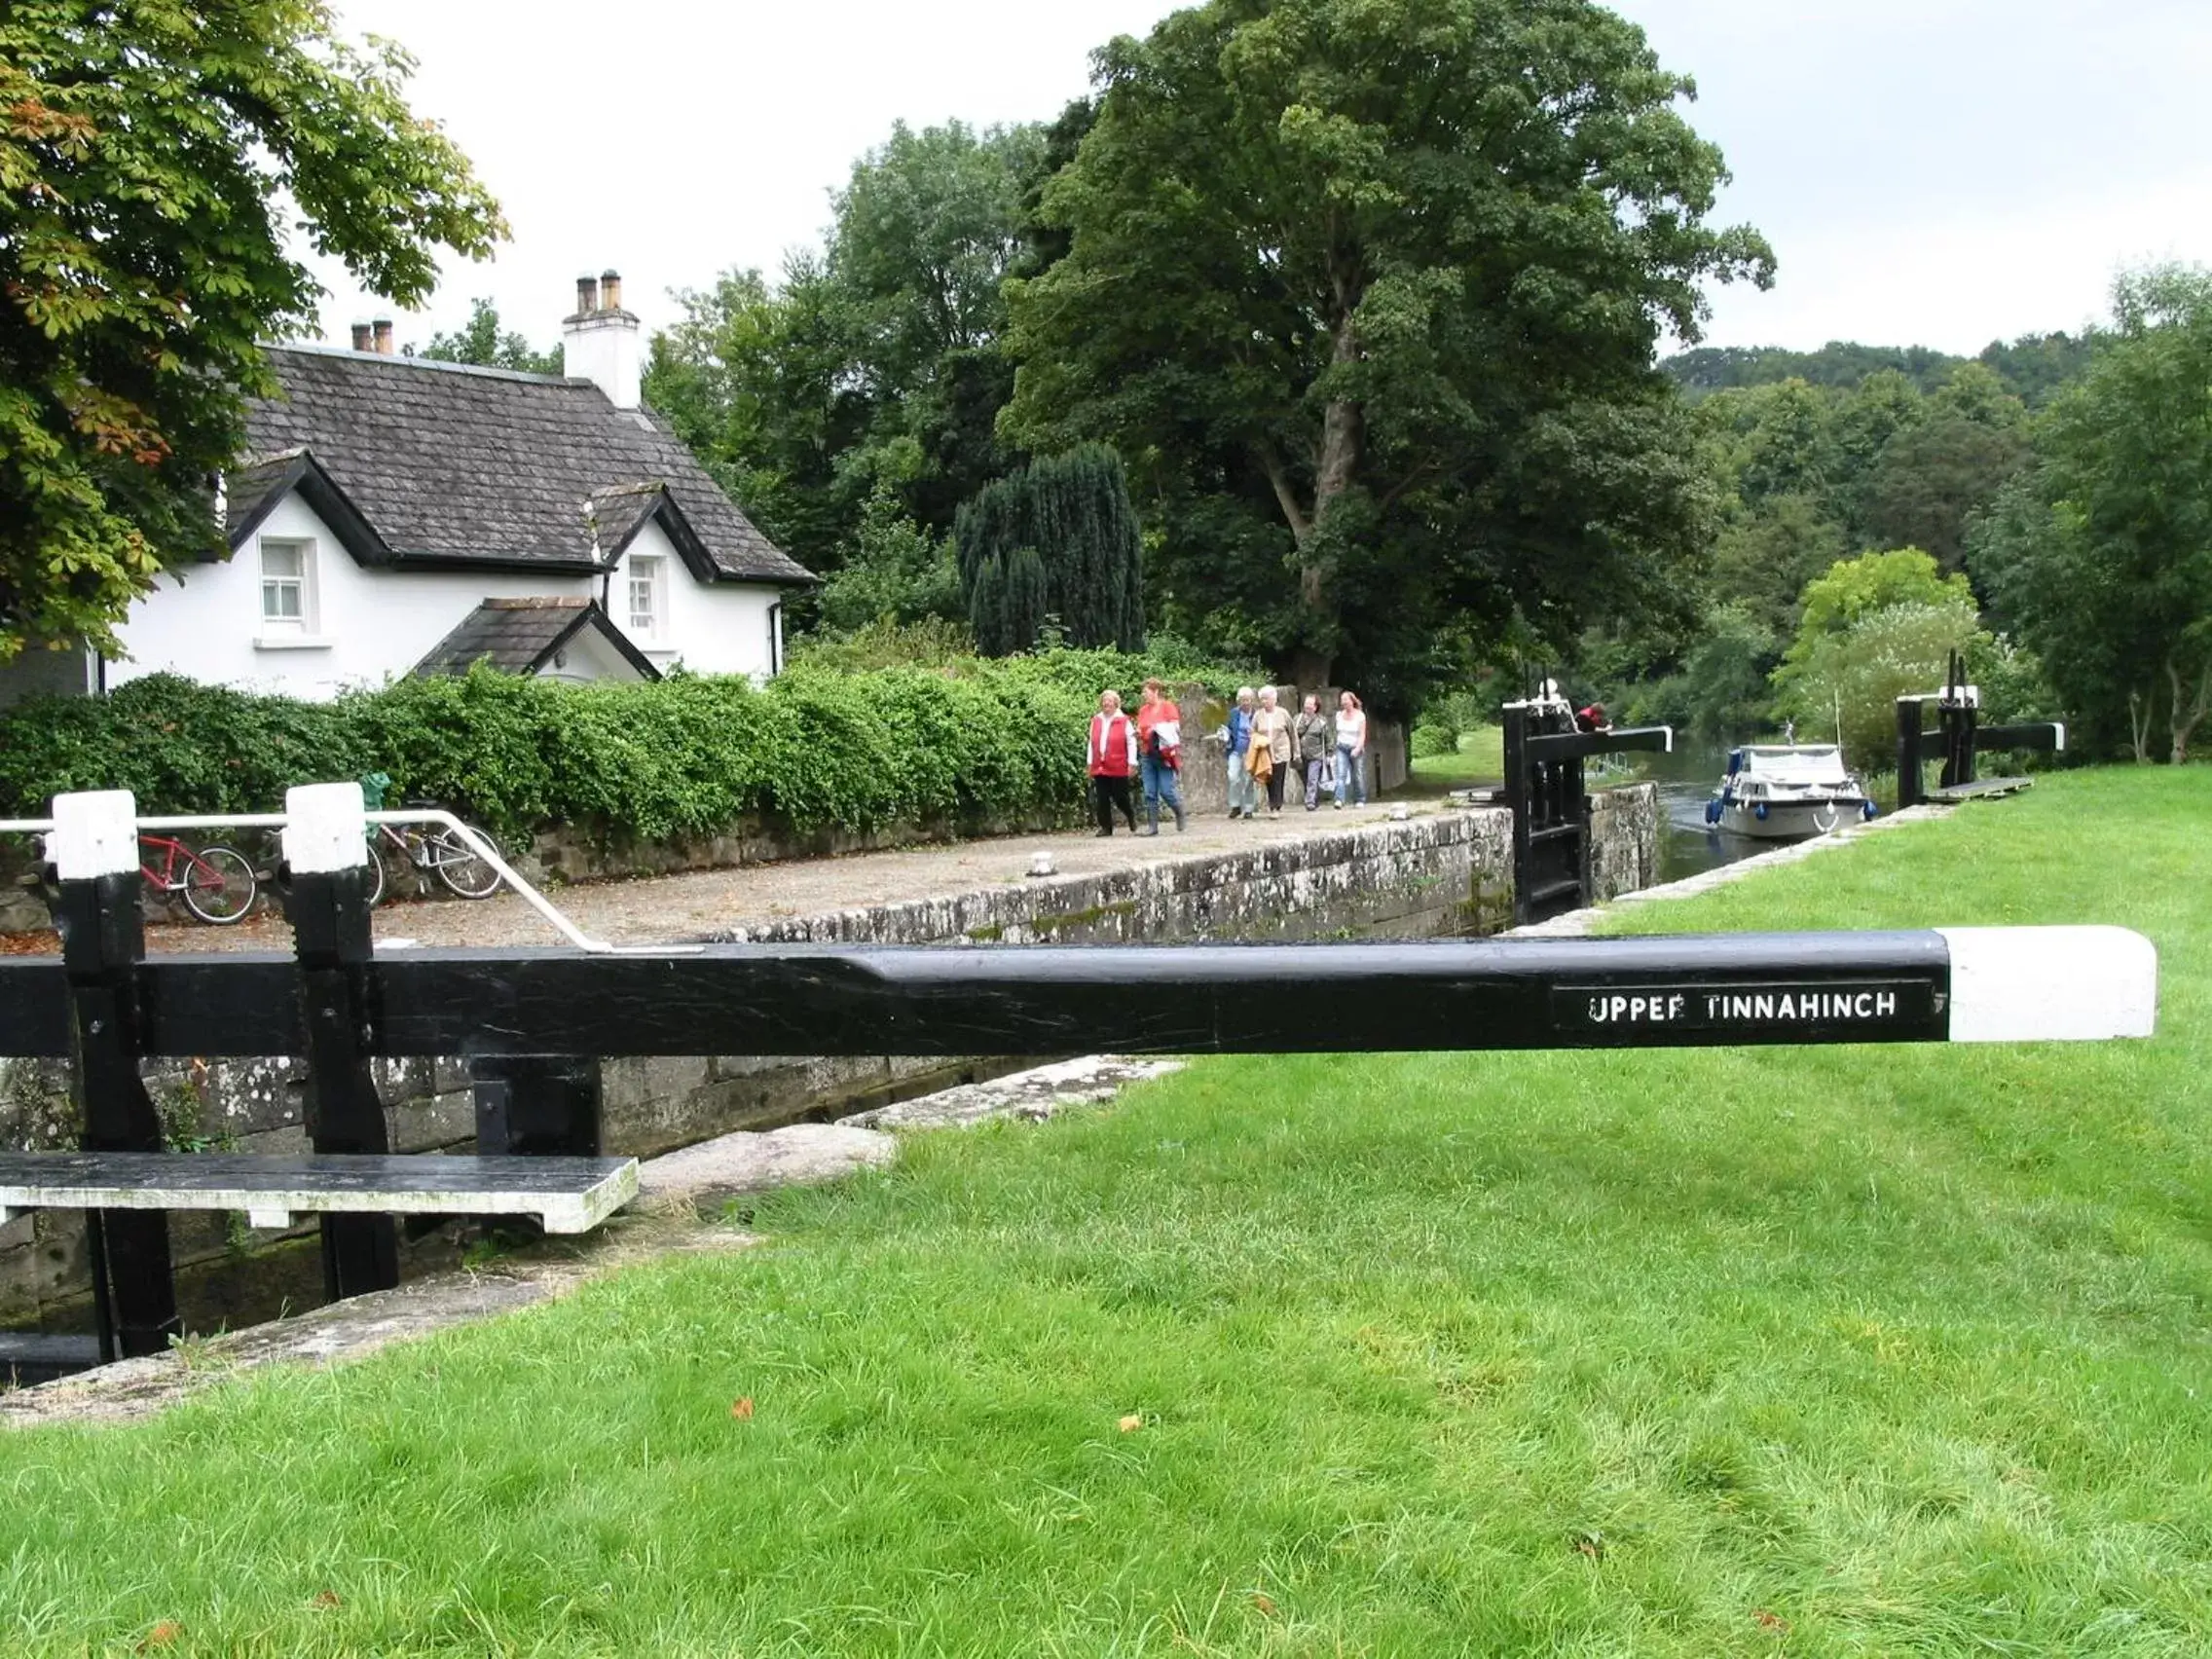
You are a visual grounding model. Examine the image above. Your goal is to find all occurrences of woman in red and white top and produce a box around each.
[1088,689,1141,835]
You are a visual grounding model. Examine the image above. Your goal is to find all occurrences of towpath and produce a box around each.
[2,795,1452,956]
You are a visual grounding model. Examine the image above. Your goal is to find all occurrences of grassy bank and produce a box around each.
[1408,721,1504,785]
[2,768,2207,1655]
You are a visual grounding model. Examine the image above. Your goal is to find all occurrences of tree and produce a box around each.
[648,258,869,577]
[416,298,561,375]
[1858,415,2028,571]
[1776,547,1972,678]
[1002,0,1772,700]
[1971,267,2212,763]
[1,1,503,657]
[966,545,1051,655]
[645,121,1051,602]
[814,478,962,636]
[1769,548,1993,770]
[953,446,1145,653]
[1774,598,1984,772]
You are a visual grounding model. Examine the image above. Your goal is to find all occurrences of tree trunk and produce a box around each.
[1282,645,1334,699]
[2128,687,2155,763]
[2170,657,2212,764]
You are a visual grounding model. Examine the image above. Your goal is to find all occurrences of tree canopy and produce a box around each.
[1972,267,2212,762]
[416,298,561,376]
[0,0,504,657]
[645,120,1053,621]
[999,0,1773,705]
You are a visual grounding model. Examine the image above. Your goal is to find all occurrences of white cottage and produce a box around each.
[104,274,815,698]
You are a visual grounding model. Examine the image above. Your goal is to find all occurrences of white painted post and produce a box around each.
[282,782,367,874]
[48,790,138,880]
[1937,925,2158,1042]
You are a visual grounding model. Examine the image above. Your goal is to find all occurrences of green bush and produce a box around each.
[0,651,1255,841]
[1409,723,1457,759]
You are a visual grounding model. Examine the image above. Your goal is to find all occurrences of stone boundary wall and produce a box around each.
[1,788,1655,1327]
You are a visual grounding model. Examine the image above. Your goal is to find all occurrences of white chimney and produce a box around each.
[562,267,641,410]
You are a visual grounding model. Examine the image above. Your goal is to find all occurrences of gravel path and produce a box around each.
[3,796,1449,956]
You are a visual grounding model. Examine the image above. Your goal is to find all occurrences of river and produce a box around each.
[1608,737,1778,884]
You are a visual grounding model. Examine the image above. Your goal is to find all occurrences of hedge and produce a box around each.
[0,650,1246,842]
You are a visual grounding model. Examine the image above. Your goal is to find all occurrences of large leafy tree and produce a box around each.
[646,121,1051,606]
[0,0,504,657]
[1000,0,1773,701]
[1971,267,2212,762]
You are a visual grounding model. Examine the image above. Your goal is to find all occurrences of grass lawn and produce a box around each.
[1408,722,1505,786]
[3,767,2209,1656]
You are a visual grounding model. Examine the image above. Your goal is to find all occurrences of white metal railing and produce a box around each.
[0,801,698,957]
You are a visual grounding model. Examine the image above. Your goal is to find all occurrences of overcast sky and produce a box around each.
[313,0,2212,358]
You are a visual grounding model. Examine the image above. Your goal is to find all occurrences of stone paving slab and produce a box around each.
[1,797,1442,957]
[638,1124,898,1208]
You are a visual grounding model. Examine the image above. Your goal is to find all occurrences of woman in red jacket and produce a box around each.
[1088,689,1141,835]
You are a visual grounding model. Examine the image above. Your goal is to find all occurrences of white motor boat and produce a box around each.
[1705,745,1876,840]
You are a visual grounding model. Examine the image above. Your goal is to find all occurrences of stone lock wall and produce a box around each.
[1,790,1656,1328]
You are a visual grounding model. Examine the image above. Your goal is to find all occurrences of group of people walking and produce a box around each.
[1087,681,1370,835]
[1225,686,1368,817]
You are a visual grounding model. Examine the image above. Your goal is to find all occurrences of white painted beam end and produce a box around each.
[282,782,367,874]
[48,790,138,881]
[1938,925,2157,1042]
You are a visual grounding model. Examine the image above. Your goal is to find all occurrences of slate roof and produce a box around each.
[414,598,661,681]
[230,347,815,585]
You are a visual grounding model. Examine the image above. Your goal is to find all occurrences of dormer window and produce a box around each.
[627,554,664,641]
[259,538,313,631]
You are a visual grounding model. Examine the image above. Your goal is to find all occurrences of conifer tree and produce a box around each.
[953,444,1145,652]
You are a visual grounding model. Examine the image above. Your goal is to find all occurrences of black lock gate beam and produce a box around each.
[0,928,2157,1061]
[1896,651,2065,809]
[1503,689,1674,927]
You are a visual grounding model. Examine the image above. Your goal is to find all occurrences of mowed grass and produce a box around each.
[1407,722,1505,785]
[3,768,2210,1656]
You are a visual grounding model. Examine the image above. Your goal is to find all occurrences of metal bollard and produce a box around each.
[281,783,398,1299]
[48,790,180,1359]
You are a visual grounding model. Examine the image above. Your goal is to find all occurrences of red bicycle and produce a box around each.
[138,833,258,925]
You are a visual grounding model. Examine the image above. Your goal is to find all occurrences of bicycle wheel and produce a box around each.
[360,838,389,907]
[428,826,502,899]
[178,844,257,925]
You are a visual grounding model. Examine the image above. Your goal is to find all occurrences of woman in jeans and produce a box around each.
[1225,687,1260,819]
[1332,689,1369,807]
[1294,694,1331,809]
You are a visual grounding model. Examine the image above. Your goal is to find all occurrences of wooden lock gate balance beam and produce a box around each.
[1500,684,1675,927]
[0,784,2160,1376]
[1897,649,2067,809]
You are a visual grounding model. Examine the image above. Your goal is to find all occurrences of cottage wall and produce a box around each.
[108,495,583,700]
[608,519,783,680]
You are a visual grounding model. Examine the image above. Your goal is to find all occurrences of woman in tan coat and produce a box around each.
[1252,685,1297,815]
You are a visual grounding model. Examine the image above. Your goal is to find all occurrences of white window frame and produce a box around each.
[626,553,665,643]
[255,536,320,644]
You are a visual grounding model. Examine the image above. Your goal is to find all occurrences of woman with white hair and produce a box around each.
[1252,685,1296,815]
[1225,686,1260,819]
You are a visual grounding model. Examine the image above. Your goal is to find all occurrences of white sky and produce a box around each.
[312,0,2212,357]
